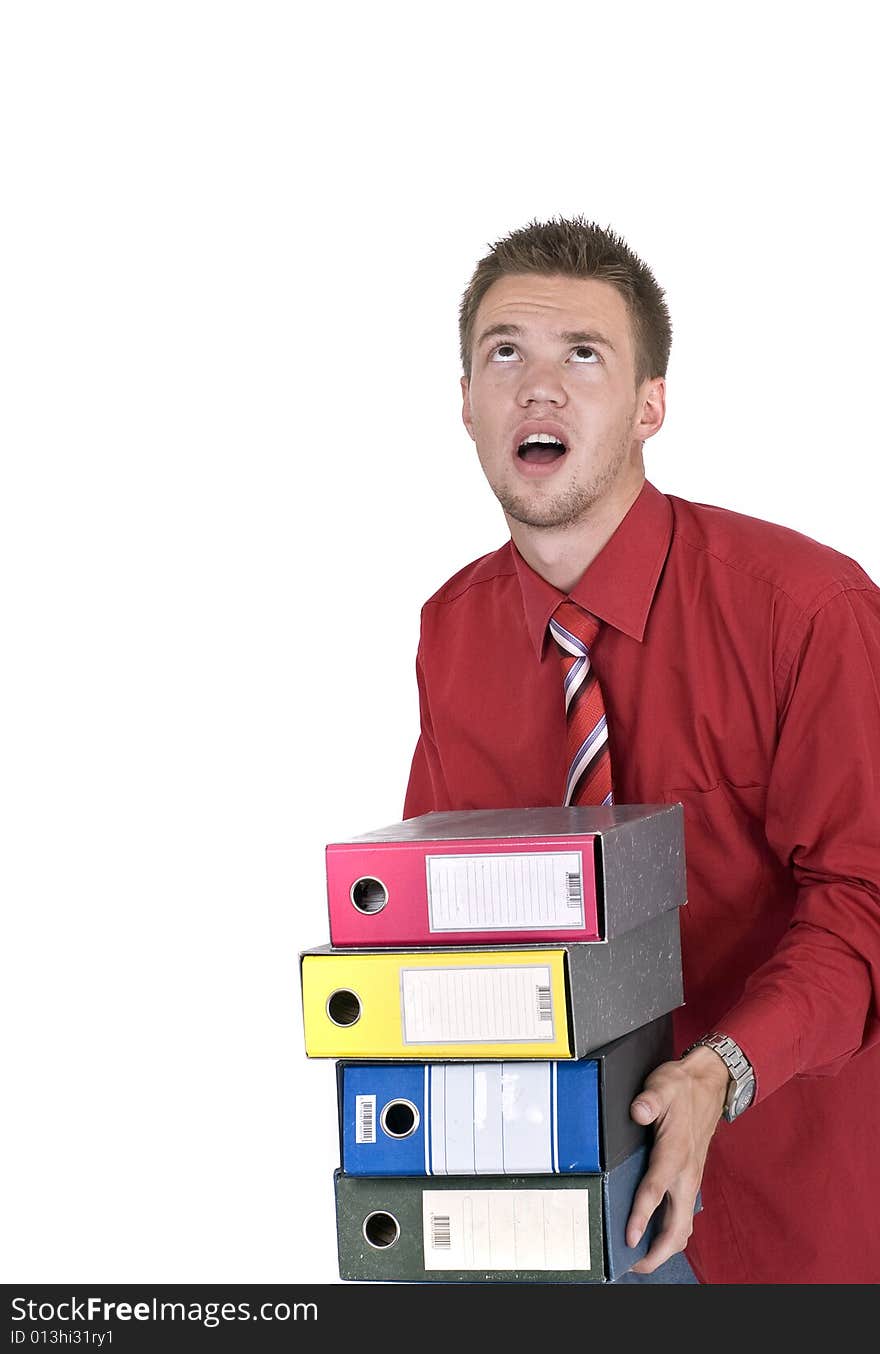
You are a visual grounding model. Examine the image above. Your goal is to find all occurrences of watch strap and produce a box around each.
[683,1032,755,1121]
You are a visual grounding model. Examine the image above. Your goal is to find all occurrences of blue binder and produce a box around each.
[340,1060,601,1176]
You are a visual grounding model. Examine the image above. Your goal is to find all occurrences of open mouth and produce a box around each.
[517,432,568,464]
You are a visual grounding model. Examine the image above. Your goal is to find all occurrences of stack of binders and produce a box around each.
[300,803,687,1283]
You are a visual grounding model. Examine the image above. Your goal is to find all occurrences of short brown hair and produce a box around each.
[459,216,672,386]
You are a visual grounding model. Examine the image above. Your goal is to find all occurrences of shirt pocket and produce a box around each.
[661,780,771,919]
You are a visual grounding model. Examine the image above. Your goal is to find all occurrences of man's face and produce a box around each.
[461,273,664,529]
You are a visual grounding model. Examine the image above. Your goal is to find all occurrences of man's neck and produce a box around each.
[508,473,646,593]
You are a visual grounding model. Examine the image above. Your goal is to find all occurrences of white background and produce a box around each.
[2,2,877,1282]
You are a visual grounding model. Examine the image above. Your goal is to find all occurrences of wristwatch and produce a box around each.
[683,1032,756,1122]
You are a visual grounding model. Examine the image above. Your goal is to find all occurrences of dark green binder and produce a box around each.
[335,1147,654,1283]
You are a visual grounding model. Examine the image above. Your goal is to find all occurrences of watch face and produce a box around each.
[730,1079,756,1118]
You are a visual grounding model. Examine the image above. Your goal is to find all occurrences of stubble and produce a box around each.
[489,423,636,530]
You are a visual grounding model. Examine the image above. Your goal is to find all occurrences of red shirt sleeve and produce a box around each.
[719,586,880,1101]
[403,623,451,818]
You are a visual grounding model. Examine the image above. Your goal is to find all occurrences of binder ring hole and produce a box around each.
[380,1099,420,1139]
[326,989,361,1027]
[363,1211,400,1249]
[350,877,388,914]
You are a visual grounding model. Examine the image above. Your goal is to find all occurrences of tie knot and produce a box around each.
[549,599,600,655]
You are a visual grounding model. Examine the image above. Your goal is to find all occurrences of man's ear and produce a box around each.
[461,375,475,441]
[637,376,666,442]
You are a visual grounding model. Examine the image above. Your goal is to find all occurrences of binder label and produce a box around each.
[400,965,555,1045]
[422,1188,591,1270]
[426,851,585,932]
[428,1063,555,1174]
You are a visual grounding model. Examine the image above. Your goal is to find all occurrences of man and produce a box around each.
[402,217,880,1284]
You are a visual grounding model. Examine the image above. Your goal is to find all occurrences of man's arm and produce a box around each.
[627,585,880,1273]
[403,631,451,818]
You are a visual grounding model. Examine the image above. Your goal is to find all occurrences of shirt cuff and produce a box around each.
[712,990,802,1104]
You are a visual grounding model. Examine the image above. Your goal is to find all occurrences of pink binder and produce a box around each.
[325,805,685,947]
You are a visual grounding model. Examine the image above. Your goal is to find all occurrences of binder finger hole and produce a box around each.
[326,989,362,1027]
[350,877,388,914]
[362,1211,400,1249]
[380,1099,420,1139]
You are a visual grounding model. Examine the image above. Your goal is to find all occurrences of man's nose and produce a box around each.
[516,360,566,406]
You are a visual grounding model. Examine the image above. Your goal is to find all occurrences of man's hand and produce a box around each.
[625,1046,730,1274]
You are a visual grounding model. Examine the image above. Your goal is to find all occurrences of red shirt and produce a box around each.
[403,480,880,1285]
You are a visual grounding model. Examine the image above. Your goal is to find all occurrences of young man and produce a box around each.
[402,218,880,1285]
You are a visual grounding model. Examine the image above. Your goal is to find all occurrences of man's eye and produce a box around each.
[570,346,598,363]
[490,344,519,361]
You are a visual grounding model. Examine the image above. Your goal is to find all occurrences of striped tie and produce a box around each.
[549,599,614,807]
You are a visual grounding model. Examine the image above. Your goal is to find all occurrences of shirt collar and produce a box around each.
[512,479,674,660]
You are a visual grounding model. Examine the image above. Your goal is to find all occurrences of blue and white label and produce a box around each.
[430,1063,553,1174]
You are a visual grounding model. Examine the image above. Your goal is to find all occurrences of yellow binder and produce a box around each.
[300,946,571,1059]
[300,910,684,1061]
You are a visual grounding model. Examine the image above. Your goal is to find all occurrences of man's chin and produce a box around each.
[496,488,596,531]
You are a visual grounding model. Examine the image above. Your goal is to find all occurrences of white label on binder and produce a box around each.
[442,1064,476,1174]
[426,851,584,932]
[400,966,555,1044]
[422,1188,591,1271]
[429,1063,554,1174]
[498,1063,554,1173]
[355,1094,376,1144]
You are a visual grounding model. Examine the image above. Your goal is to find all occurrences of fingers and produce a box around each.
[627,1186,696,1275]
[623,1057,719,1268]
[625,1147,684,1247]
[625,1179,666,1249]
[626,1084,678,1242]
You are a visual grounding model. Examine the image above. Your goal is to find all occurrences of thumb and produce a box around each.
[630,1094,659,1125]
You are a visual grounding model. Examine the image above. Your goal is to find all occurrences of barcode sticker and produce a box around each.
[401,965,555,1044]
[355,1094,376,1144]
[422,1189,591,1271]
[426,852,585,931]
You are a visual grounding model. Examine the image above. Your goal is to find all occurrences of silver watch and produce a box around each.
[684,1032,755,1122]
